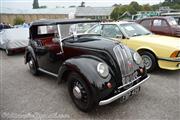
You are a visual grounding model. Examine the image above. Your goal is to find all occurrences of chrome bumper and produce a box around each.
[99,75,150,106]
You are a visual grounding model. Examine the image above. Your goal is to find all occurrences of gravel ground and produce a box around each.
[0,51,180,120]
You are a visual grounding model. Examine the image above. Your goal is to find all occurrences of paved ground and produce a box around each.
[0,51,180,120]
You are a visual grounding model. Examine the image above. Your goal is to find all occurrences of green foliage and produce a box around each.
[110,0,180,20]
[142,4,152,11]
[13,17,25,25]
[162,0,180,9]
[129,1,141,11]
[110,7,120,20]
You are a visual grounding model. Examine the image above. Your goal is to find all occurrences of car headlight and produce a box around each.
[97,63,109,78]
[133,52,142,65]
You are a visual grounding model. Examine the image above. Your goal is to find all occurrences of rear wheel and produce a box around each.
[28,54,38,75]
[140,51,157,72]
[67,72,94,112]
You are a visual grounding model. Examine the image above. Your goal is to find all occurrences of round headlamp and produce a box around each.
[97,63,109,78]
[133,52,142,65]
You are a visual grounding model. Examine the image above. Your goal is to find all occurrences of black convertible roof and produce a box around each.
[30,19,100,26]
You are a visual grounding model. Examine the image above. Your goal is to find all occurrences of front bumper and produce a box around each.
[158,58,180,70]
[99,75,150,106]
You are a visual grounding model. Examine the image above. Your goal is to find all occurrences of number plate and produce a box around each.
[119,86,141,103]
[130,86,141,96]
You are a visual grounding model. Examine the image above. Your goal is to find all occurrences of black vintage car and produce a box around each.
[24,19,149,112]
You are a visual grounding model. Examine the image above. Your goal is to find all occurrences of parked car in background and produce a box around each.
[161,12,180,25]
[86,21,180,72]
[136,16,180,37]
[0,28,29,55]
[24,19,149,112]
[174,16,180,25]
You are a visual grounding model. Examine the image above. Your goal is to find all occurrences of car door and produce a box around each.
[139,19,152,31]
[35,25,63,74]
[151,19,171,36]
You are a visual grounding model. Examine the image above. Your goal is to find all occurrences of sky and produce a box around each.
[1,0,164,9]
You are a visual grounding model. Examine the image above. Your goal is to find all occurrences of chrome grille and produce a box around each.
[113,45,138,85]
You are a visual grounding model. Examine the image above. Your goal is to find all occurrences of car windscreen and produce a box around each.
[58,23,98,39]
[167,17,178,26]
[119,23,152,37]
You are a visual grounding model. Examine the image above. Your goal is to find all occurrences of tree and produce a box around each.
[110,6,128,20]
[13,17,25,25]
[127,5,137,14]
[33,0,39,9]
[142,4,152,11]
[111,7,120,20]
[79,1,85,7]
[129,1,141,11]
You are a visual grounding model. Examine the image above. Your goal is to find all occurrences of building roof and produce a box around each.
[1,7,76,14]
[30,19,100,26]
[76,7,114,17]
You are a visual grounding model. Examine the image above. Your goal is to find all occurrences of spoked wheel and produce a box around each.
[140,51,157,72]
[68,72,94,112]
[28,54,38,75]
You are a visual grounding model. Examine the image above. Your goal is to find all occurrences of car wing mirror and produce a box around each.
[52,37,60,43]
[116,35,123,39]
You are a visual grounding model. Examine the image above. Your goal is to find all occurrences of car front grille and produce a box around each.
[113,45,138,85]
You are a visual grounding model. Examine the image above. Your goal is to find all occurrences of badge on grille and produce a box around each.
[127,61,133,68]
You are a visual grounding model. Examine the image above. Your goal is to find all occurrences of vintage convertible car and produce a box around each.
[24,19,149,112]
[86,21,180,72]
[0,28,29,55]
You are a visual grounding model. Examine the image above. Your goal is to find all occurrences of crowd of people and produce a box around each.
[0,22,30,31]
[0,23,12,31]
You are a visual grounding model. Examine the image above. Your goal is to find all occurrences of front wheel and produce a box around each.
[140,51,157,72]
[67,72,95,112]
[28,54,39,75]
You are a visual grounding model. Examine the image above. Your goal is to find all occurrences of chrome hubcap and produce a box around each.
[29,60,34,68]
[142,55,152,70]
[73,86,82,99]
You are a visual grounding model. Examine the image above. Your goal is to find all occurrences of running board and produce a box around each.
[38,68,58,77]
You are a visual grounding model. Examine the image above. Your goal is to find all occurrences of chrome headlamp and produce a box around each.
[133,52,142,65]
[97,63,109,78]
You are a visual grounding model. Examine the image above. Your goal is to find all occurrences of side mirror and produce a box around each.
[116,34,123,39]
[52,37,60,43]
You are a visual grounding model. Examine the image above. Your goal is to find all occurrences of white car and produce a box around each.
[0,28,29,55]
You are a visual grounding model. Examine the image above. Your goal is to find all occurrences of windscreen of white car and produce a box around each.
[119,23,152,38]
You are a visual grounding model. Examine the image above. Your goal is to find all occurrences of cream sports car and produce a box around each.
[86,21,180,72]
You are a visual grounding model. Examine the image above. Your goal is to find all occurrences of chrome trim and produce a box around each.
[118,76,141,89]
[57,24,64,54]
[38,68,58,77]
[99,75,150,106]
[113,45,138,84]
[158,57,180,62]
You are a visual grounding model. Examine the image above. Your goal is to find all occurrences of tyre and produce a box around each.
[140,51,157,72]
[67,72,94,112]
[28,54,39,75]
[5,49,12,56]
